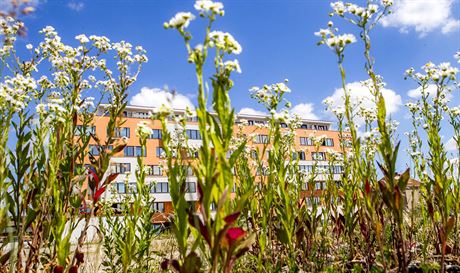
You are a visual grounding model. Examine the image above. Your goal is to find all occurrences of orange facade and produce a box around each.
[85,105,345,222]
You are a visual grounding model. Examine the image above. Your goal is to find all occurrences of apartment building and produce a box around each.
[85,104,345,222]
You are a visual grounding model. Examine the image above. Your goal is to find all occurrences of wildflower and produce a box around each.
[164,12,195,30]
[455,52,460,63]
[223,59,242,73]
[26,44,33,50]
[208,31,242,55]
[194,0,224,16]
[75,34,89,44]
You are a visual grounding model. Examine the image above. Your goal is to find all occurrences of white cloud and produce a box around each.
[324,81,402,126]
[238,107,266,116]
[381,0,460,36]
[446,137,459,152]
[407,84,453,100]
[67,2,85,12]
[129,87,195,110]
[290,103,319,120]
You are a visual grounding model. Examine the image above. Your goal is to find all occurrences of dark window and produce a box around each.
[124,146,146,157]
[150,129,162,139]
[298,151,306,160]
[185,182,196,193]
[114,182,126,194]
[322,138,334,147]
[111,163,131,174]
[300,124,308,129]
[312,152,326,161]
[147,165,163,176]
[153,202,165,212]
[300,137,314,146]
[151,182,169,193]
[186,129,201,140]
[89,145,100,156]
[254,134,269,144]
[248,120,254,125]
[115,127,130,138]
[156,147,165,157]
[280,123,288,128]
[76,125,95,136]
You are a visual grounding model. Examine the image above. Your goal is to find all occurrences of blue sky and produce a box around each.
[14,0,460,169]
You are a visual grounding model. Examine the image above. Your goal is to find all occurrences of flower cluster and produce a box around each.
[36,92,68,124]
[0,74,36,111]
[250,80,291,111]
[406,62,459,83]
[315,23,356,53]
[330,1,391,20]
[164,12,195,30]
[194,0,224,16]
[0,17,24,57]
[208,31,242,55]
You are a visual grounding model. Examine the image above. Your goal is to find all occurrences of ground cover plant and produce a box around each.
[0,0,459,272]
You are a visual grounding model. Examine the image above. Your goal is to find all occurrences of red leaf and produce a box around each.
[93,186,106,203]
[106,173,119,184]
[365,180,371,195]
[87,168,100,189]
[226,227,246,243]
[224,211,240,224]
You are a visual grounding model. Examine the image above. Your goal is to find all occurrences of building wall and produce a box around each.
[84,105,345,220]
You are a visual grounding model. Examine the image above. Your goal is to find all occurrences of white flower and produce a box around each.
[455,52,460,63]
[164,12,195,29]
[26,44,33,50]
[208,31,242,54]
[381,0,393,7]
[136,121,152,138]
[194,0,224,16]
[75,34,89,44]
[223,59,242,73]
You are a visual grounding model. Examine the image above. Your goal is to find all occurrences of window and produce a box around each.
[248,120,254,125]
[115,127,130,138]
[187,116,199,122]
[322,138,334,147]
[124,146,146,157]
[111,163,131,174]
[75,125,95,136]
[127,183,137,194]
[89,145,100,156]
[153,202,165,212]
[89,145,112,156]
[298,151,306,160]
[186,129,201,140]
[314,125,328,131]
[147,165,163,176]
[280,123,288,128]
[299,137,314,146]
[332,165,344,174]
[114,182,126,194]
[312,152,326,161]
[300,124,308,129]
[124,146,147,157]
[299,165,313,173]
[185,182,196,193]
[254,134,269,144]
[151,182,169,193]
[315,181,325,190]
[150,129,162,139]
[156,147,165,158]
